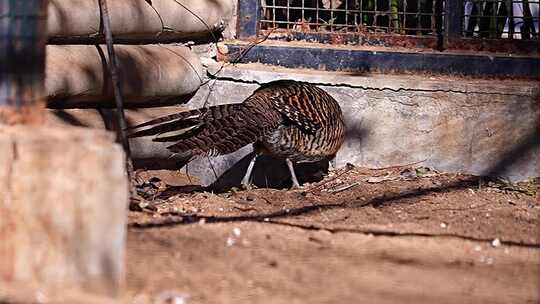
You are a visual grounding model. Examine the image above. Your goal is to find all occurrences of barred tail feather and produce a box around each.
[127,108,206,138]
[128,103,268,158]
[166,105,267,157]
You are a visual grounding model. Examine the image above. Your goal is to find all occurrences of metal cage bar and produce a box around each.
[255,0,539,41]
[258,0,441,35]
[462,0,539,40]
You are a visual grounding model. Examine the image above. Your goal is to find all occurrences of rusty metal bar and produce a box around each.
[0,0,47,124]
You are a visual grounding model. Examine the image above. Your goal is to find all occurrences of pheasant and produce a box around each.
[128,80,346,188]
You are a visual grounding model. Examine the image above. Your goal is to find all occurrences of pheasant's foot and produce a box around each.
[289,183,303,190]
[241,182,253,190]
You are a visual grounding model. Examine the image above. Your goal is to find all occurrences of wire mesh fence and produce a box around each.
[259,0,539,40]
[260,0,442,36]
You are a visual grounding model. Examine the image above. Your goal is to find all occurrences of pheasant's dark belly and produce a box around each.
[259,125,344,163]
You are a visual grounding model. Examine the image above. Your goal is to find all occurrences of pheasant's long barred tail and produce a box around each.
[128,80,346,188]
[129,103,267,158]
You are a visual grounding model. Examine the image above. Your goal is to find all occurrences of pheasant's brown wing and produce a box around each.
[253,80,333,134]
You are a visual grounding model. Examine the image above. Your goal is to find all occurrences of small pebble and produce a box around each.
[226,237,235,247]
[264,218,270,222]
[233,227,241,237]
[491,238,501,247]
[155,291,189,304]
[440,222,447,229]
[474,245,482,252]
[35,291,47,303]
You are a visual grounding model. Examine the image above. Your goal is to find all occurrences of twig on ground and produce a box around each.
[306,165,354,193]
[329,182,360,193]
[365,159,428,171]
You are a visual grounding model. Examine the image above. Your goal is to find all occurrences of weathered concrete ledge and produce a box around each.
[46,45,203,107]
[223,41,540,78]
[0,126,128,298]
[206,61,539,96]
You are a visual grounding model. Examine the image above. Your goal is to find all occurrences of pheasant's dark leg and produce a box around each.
[241,153,259,189]
[286,158,301,188]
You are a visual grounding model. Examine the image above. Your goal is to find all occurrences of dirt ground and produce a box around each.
[127,165,540,304]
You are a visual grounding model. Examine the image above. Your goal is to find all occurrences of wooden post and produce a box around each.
[0,0,47,125]
[0,1,128,300]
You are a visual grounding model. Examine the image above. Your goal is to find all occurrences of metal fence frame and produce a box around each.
[237,0,540,53]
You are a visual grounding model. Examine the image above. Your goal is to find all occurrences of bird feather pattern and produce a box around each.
[128,80,345,163]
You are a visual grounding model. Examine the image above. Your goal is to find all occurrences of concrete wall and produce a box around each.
[182,63,539,185]
[48,63,539,186]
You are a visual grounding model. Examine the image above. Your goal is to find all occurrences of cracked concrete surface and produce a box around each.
[178,63,539,185]
[206,62,539,97]
[47,62,539,184]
